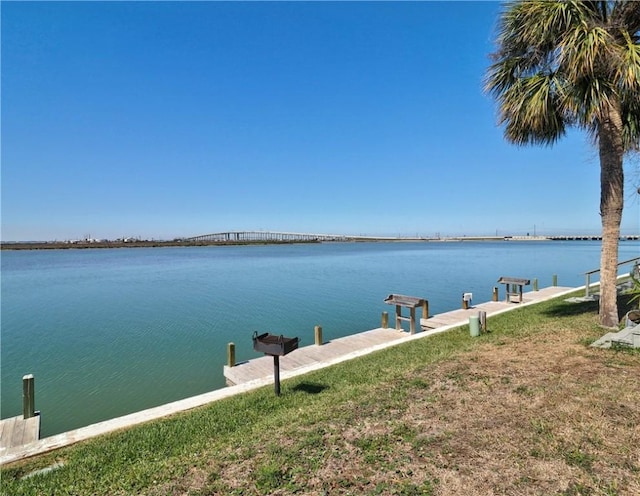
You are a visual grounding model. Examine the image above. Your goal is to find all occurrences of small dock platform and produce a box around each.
[0,415,40,451]
[224,327,407,386]
[225,285,573,386]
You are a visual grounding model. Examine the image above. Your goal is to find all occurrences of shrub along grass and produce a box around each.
[2,292,639,495]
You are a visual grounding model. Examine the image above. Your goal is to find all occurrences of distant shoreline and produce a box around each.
[0,237,538,250]
[0,240,322,251]
[3,235,635,250]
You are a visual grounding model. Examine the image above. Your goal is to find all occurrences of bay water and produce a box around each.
[2,240,638,436]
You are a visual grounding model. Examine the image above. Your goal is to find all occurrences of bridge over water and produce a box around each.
[187,231,640,243]
[187,231,405,243]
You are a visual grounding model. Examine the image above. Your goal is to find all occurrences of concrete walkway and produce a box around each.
[0,285,576,466]
[591,323,640,348]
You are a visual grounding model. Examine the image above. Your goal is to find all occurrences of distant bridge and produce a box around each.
[187,231,403,243]
[186,231,640,243]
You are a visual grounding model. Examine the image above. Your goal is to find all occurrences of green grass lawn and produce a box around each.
[2,292,639,495]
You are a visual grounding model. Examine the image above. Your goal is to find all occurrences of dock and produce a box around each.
[224,285,573,386]
[0,373,40,455]
[224,327,410,386]
[0,415,40,451]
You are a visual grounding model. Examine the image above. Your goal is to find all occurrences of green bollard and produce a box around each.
[469,316,480,337]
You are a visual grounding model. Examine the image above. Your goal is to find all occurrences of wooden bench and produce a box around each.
[497,277,530,303]
[384,294,427,334]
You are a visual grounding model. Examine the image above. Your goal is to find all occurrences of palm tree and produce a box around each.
[485,0,640,328]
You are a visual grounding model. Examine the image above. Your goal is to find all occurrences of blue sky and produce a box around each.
[2,1,639,241]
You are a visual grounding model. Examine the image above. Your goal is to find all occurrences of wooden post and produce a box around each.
[479,311,487,332]
[533,278,538,291]
[314,325,323,346]
[381,311,389,329]
[410,307,416,334]
[227,343,236,368]
[273,355,281,396]
[492,287,498,302]
[552,274,558,286]
[422,300,429,319]
[518,284,523,303]
[23,374,35,419]
[395,304,402,330]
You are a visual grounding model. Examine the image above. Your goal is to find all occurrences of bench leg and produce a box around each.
[519,285,523,303]
[410,307,416,334]
[395,305,402,330]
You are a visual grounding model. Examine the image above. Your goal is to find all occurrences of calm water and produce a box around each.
[2,241,638,436]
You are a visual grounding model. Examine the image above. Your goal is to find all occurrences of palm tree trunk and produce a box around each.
[598,100,625,328]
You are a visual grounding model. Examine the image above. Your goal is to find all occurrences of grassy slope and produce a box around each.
[2,294,639,495]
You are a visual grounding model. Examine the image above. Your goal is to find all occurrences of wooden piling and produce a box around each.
[227,343,236,368]
[479,311,487,332]
[552,274,558,286]
[533,278,539,291]
[422,300,429,319]
[23,374,35,419]
[314,325,323,346]
[382,312,389,329]
[492,287,498,302]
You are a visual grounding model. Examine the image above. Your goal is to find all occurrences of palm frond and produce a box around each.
[610,1,640,41]
[500,73,566,145]
[560,25,613,81]
[615,30,640,93]
[621,95,640,151]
